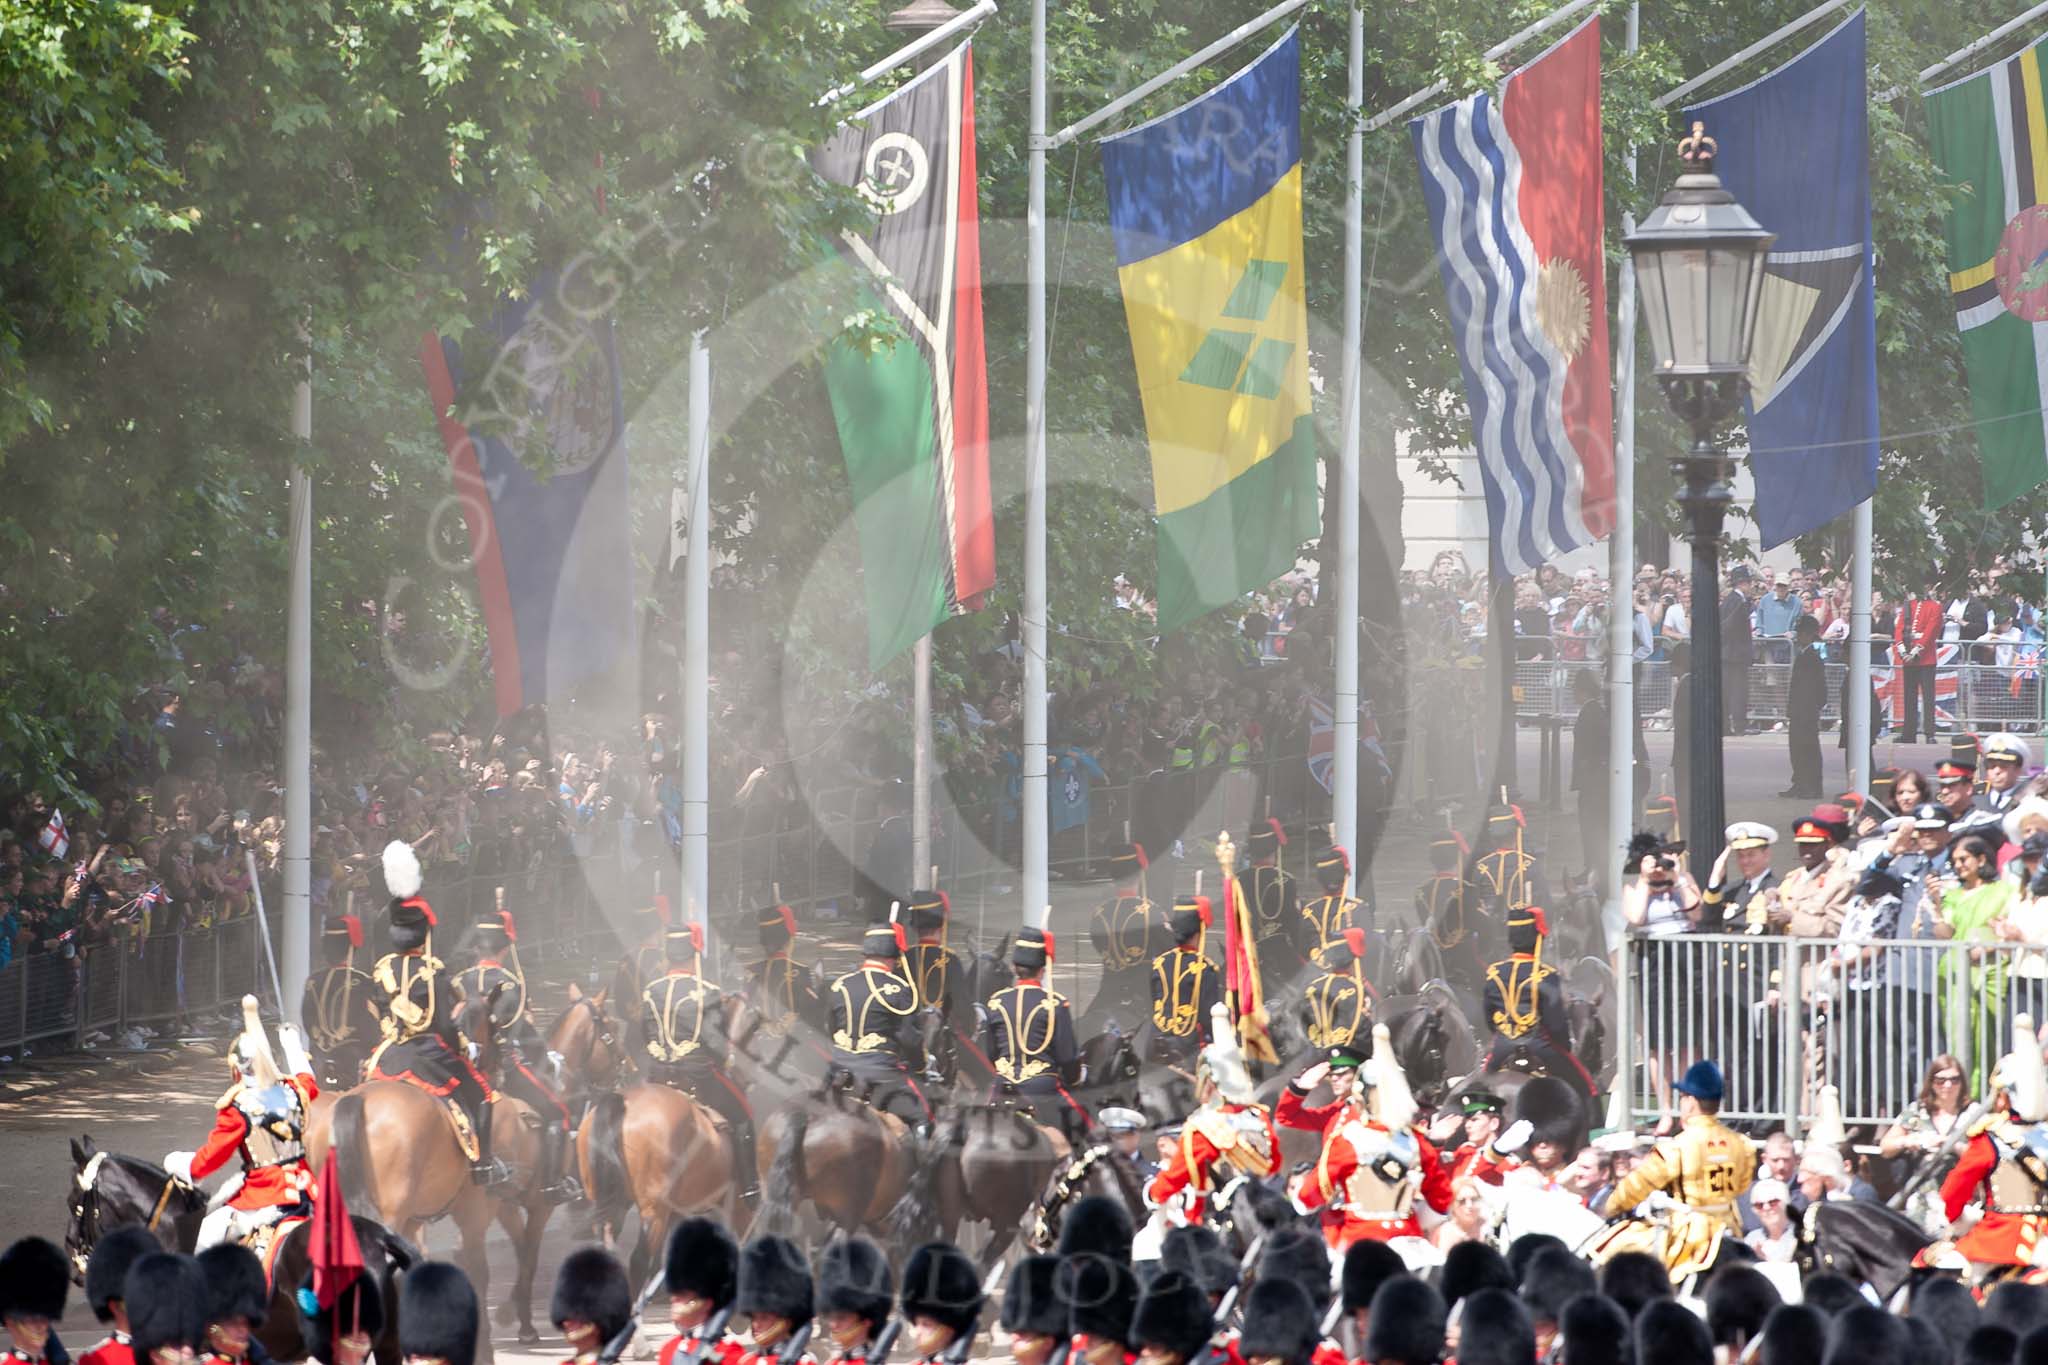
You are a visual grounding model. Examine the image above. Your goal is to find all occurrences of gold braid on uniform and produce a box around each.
[1152,951,1211,1036]
[1030,1145,1116,1251]
[1485,940,1547,1039]
[1308,966,1367,1049]
[1096,897,1154,969]
[1428,877,1467,950]
[833,967,915,1053]
[910,943,948,1012]
[992,983,1064,1082]
[645,974,712,1062]
[310,968,362,1050]
[373,948,441,1041]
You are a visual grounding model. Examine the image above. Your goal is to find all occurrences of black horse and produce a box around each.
[1025,1143,1149,1253]
[1209,1173,1309,1258]
[66,1135,418,1364]
[1799,1199,1937,1305]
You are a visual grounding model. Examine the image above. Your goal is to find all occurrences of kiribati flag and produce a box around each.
[419,284,634,716]
[1686,10,1878,547]
[1101,28,1322,635]
[1411,18,1614,576]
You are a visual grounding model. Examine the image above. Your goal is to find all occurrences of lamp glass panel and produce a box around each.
[1633,247,1676,372]
[1667,247,1712,371]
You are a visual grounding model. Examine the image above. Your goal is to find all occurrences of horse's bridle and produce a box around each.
[69,1154,179,1275]
[565,994,627,1085]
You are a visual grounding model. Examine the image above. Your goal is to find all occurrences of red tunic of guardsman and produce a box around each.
[1941,1015,2048,1269]
[1276,1042,1369,1140]
[1145,1004,1280,1222]
[1439,1090,1527,1186]
[164,995,319,1250]
[1290,1023,1452,1249]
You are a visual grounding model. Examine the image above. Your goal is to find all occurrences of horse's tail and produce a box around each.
[585,1091,631,1225]
[759,1105,808,1237]
[329,1092,375,1217]
[883,1122,946,1251]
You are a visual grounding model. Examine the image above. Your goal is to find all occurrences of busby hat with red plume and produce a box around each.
[1168,895,1212,944]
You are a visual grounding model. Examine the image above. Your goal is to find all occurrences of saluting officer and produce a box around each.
[984,925,1084,1140]
[1083,843,1156,1033]
[1147,895,1221,1067]
[1301,928,1372,1053]
[301,913,377,1088]
[1300,845,1363,971]
[641,921,758,1202]
[827,923,933,1127]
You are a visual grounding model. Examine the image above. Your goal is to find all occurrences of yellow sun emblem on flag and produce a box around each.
[1534,258,1591,361]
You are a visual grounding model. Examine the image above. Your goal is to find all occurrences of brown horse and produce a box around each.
[934,1105,1067,1275]
[546,985,632,1100]
[754,1088,924,1246]
[577,1084,739,1285]
[306,993,552,1351]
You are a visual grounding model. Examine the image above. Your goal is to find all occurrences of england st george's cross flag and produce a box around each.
[812,44,995,672]
[1411,18,1616,575]
[1686,9,1879,547]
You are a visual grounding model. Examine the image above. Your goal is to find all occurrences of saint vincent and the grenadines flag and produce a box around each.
[813,44,995,671]
[1101,28,1321,636]
[1685,10,1879,547]
[1928,32,2048,509]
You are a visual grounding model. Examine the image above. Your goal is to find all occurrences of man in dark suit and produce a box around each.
[1721,565,1757,736]
[1783,615,1826,798]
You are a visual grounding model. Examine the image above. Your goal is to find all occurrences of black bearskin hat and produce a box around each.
[1964,1325,2019,1365]
[1000,1256,1065,1339]
[1438,1240,1515,1309]
[400,1261,481,1365]
[126,1254,208,1364]
[1759,1307,1829,1365]
[1455,1288,1536,1365]
[666,1216,739,1308]
[2023,1326,2048,1365]
[1129,1271,1213,1361]
[198,1243,269,1328]
[1515,1076,1587,1151]
[1520,1246,1596,1327]
[1825,1305,1907,1365]
[817,1236,894,1329]
[1559,1293,1631,1365]
[1704,1267,1780,1349]
[737,1236,813,1323]
[552,1247,632,1343]
[1505,1233,1567,1282]
[1057,1256,1136,1346]
[86,1225,161,1322]
[1990,1282,2048,1337]
[1901,1318,1946,1365]
[1636,1299,1712,1365]
[1365,1276,1446,1365]
[1056,1194,1135,1264]
[1597,1251,1672,1319]
[296,1268,385,1365]
[758,903,797,952]
[1259,1227,1333,1313]
[1801,1274,1862,1318]
[1913,1276,1982,1345]
[901,1242,982,1338]
[0,1236,69,1322]
[1161,1227,1237,1300]
[1237,1277,1318,1365]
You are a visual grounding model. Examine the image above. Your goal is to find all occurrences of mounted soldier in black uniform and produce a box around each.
[1082,842,1157,1035]
[639,921,758,1201]
[827,922,933,1128]
[453,907,579,1200]
[1146,895,1222,1068]
[982,925,1085,1141]
[301,913,377,1088]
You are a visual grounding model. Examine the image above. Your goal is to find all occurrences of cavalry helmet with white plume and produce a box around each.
[227,995,282,1088]
[1196,1003,1258,1105]
[382,839,435,951]
[1806,1083,1848,1150]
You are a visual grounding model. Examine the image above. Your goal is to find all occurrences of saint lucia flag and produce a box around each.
[1928,31,2048,508]
[1686,10,1878,547]
[1101,28,1321,635]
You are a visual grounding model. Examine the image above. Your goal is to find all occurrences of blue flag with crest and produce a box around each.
[1684,9,1879,548]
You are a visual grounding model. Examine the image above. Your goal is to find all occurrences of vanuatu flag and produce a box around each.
[1928,34,2048,508]
[1101,28,1321,635]
[813,44,994,672]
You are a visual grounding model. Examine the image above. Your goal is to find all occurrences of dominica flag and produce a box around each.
[813,44,995,671]
[1928,34,2048,508]
[1100,28,1321,635]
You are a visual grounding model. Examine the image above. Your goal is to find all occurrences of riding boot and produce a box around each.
[735,1119,760,1205]
[542,1122,583,1203]
[472,1099,513,1189]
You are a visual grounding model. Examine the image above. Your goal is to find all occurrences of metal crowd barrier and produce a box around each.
[1620,932,2036,1133]
[0,915,270,1057]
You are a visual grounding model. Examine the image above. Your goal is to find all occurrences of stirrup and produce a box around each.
[473,1157,513,1189]
[544,1175,584,1203]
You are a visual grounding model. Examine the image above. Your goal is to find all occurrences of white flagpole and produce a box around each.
[1849,499,1873,792]
[1333,0,1362,863]
[1608,3,1639,918]
[682,332,711,937]
[283,325,312,1026]
[1024,0,1049,930]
